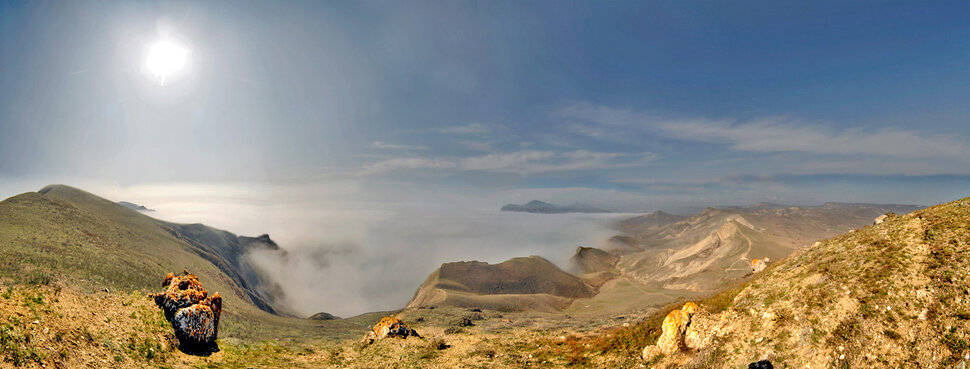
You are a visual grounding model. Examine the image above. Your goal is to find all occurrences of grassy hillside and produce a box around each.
[596,196,970,368]
[0,185,387,347]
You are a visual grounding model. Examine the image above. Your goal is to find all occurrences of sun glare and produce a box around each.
[145,40,188,85]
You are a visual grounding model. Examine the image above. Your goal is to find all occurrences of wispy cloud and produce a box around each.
[557,103,970,160]
[438,123,491,135]
[371,141,428,150]
[360,150,654,175]
[655,118,970,159]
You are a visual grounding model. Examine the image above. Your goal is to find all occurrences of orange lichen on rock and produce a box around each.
[751,257,769,273]
[362,316,421,345]
[643,301,701,361]
[149,271,221,354]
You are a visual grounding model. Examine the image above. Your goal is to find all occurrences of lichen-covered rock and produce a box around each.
[362,316,420,345]
[642,301,700,360]
[149,271,221,354]
[751,258,769,273]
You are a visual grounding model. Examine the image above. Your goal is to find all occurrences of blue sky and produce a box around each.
[2,0,970,210]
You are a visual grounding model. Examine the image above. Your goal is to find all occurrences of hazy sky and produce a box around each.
[3,0,970,208]
[2,1,970,315]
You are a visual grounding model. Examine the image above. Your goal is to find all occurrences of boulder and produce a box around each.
[362,316,420,345]
[751,258,769,273]
[642,301,700,360]
[150,271,221,354]
[749,359,774,369]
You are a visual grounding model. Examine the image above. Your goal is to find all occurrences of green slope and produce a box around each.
[0,185,383,343]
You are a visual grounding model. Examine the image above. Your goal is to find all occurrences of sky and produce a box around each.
[2,0,970,315]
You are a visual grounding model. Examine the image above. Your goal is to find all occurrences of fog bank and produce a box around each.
[65,180,632,317]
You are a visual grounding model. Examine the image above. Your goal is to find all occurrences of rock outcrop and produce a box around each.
[642,301,700,360]
[751,257,769,273]
[362,317,420,345]
[150,272,222,354]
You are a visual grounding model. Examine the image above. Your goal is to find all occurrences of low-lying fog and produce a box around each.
[88,181,637,318]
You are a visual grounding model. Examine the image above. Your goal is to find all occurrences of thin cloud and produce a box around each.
[438,123,490,135]
[557,103,970,160]
[360,150,654,175]
[655,118,970,159]
[371,141,428,150]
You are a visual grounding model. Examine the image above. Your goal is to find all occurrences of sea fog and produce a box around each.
[65,181,637,318]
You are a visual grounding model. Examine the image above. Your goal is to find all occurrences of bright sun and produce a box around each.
[145,40,188,85]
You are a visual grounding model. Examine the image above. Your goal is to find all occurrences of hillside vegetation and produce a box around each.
[616,197,970,368]
[0,185,388,346]
[0,185,958,369]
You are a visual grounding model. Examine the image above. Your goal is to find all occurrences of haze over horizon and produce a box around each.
[2,1,970,315]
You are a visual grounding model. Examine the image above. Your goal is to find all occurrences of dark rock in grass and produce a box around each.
[149,271,221,355]
[749,360,773,369]
[430,338,449,350]
[455,317,475,327]
[444,327,463,334]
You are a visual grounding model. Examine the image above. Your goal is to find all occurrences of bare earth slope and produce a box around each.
[408,256,595,312]
[641,197,970,368]
[610,203,922,294]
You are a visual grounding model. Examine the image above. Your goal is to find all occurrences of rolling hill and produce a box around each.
[0,185,389,346]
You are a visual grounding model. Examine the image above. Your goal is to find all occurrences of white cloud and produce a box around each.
[557,103,970,161]
[438,123,490,135]
[360,150,654,175]
[371,141,428,150]
[360,157,457,174]
[655,117,970,159]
